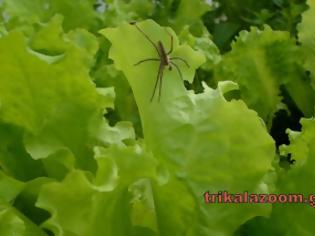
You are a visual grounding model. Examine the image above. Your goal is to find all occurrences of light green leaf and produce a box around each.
[275,118,315,235]
[92,63,142,136]
[36,144,157,236]
[13,177,53,226]
[100,20,205,104]
[0,124,45,181]
[29,14,66,55]
[102,20,276,235]
[0,173,47,236]
[103,0,155,27]
[2,0,102,32]
[103,0,210,33]
[171,0,211,32]
[0,199,47,236]
[215,26,315,123]
[0,171,24,203]
[179,25,221,71]
[298,0,315,81]
[0,29,133,176]
[47,0,101,31]
[0,205,26,236]
[240,118,315,235]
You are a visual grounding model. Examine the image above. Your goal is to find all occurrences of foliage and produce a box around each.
[0,0,314,235]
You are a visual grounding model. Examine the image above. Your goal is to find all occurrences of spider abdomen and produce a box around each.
[158,41,170,66]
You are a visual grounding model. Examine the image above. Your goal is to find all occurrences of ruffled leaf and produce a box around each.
[102,20,276,235]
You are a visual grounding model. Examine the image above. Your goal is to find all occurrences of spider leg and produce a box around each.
[170,61,183,81]
[132,23,161,57]
[158,65,164,101]
[165,29,173,55]
[134,58,160,66]
[151,63,164,102]
[170,57,190,68]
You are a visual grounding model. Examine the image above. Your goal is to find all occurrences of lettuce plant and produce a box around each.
[0,0,314,235]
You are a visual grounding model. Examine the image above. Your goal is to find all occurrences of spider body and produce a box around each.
[131,22,189,102]
[157,41,170,67]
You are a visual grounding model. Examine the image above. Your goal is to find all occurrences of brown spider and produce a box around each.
[131,22,190,102]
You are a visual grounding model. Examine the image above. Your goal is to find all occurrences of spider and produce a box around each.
[131,22,190,102]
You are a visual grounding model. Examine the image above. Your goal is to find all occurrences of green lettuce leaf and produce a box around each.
[103,0,155,27]
[298,0,315,81]
[0,31,99,171]
[36,144,157,236]
[238,118,315,235]
[2,0,102,32]
[215,26,315,124]
[103,0,210,33]
[273,118,315,235]
[0,124,45,181]
[179,25,221,71]
[0,172,47,236]
[101,20,276,235]
[92,63,142,136]
[169,0,211,32]
[0,200,47,236]
[0,171,24,203]
[0,26,133,177]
